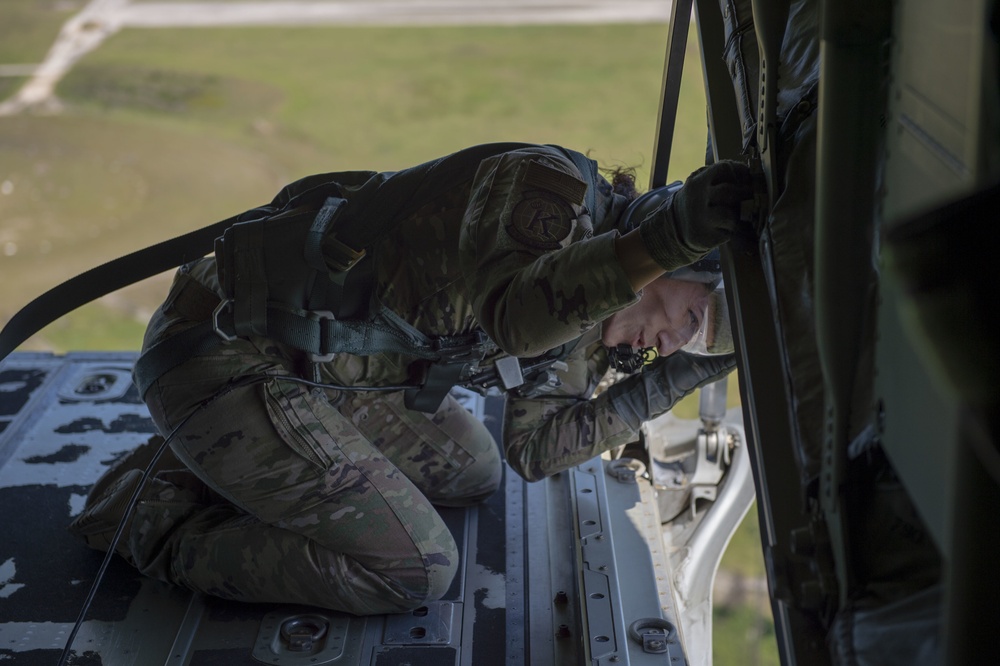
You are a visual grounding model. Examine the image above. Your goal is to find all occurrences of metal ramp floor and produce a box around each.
[0,352,684,665]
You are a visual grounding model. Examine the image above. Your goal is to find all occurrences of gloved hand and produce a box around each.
[606,351,737,430]
[639,161,753,272]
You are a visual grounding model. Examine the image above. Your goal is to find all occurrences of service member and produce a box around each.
[71,144,752,615]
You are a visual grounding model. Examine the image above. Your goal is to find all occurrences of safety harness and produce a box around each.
[0,142,598,412]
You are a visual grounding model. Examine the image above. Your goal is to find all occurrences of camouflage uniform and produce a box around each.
[74,145,647,614]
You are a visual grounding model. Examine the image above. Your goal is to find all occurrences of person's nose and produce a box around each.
[658,327,687,356]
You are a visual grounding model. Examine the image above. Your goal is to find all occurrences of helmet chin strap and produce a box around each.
[606,344,658,373]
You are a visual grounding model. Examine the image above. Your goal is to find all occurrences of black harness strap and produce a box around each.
[0,212,245,361]
[132,323,225,395]
[231,219,269,337]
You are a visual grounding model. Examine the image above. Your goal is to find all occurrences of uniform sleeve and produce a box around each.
[502,340,640,482]
[459,146,639,357]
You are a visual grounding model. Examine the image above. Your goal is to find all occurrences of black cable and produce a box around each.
[272,375,420,393]
[57,430,176,666]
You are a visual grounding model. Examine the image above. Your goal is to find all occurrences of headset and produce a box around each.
[606,344,660,373]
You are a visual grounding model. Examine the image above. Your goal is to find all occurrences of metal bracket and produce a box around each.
[253,609,348,665]
[324,234,366,273]
[689,428,730,487]
[211,300,238,342]
[627,618,678,655]
[687,428,733,518]
[281,615,328,652]
[494,356,525,390]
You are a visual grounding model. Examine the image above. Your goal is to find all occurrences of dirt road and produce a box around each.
[0,0,671,115]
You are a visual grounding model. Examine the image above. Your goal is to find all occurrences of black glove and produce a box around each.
[639,161,753,272]
[606,351,737,430]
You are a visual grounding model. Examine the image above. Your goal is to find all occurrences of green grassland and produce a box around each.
[715,597,782,666]
[0,14,774,664]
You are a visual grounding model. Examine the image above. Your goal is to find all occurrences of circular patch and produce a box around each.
[506,190,574,250]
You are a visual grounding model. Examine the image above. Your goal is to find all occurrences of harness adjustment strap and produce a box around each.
[229,221,268,337]
[404,362,468,413]
[133,321,221,398]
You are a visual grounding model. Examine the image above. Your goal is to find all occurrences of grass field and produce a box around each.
[0,9,775,664]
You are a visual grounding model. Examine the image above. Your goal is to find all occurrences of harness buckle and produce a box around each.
[433,330,495,362]
[212,300,238,342]
[325,235,366,273]
[308,310,337,363]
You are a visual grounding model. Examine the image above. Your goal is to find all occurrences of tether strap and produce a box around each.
[231,220,269,337]
[0,211,248,361]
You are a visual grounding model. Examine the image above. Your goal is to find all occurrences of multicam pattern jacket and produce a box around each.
[143,145,646,482]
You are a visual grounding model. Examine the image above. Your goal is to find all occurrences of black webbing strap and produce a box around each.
[650,0,694,189]
[266,308,443,360]
[231,219,269,337]
[0,212,245,361]
[132,322,222,395]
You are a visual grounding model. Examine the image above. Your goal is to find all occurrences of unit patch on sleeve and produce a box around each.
[506,190,575,250]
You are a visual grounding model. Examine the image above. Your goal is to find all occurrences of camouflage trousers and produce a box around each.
[114,364,502,615]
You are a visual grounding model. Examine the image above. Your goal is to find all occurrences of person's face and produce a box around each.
[601,277,712,357]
